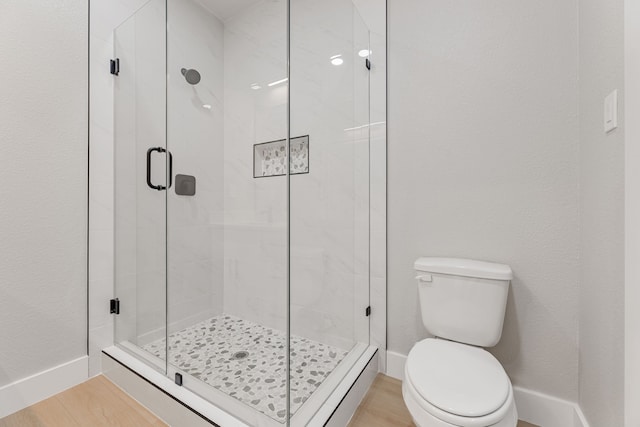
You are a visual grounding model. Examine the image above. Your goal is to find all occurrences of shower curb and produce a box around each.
[102,345,379,426]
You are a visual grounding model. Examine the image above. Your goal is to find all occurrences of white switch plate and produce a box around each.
[604,89,618,133]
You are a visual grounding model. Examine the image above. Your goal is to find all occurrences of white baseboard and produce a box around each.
[0,356,88,418]
[384,350,590,427]
[514,387,590,427]
[386,350,407,380]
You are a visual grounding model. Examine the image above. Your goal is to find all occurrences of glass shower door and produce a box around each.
[113,0,169,373]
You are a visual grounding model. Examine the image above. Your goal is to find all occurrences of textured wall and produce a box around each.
[0,0,88,386]
[625,0,640,424]
[578,0,625,423]
[387,0,581,400]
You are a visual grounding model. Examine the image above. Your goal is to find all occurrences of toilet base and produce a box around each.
[402,378,518,427]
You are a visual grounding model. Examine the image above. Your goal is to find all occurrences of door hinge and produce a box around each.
[365,58,371,70]
[110,58,120,76]
[110,298,120,315]
[365,306,371,317]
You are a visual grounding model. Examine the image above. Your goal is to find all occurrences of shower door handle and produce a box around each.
[146,147,173,191]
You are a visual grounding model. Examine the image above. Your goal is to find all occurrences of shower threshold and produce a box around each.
[109,315,374,426]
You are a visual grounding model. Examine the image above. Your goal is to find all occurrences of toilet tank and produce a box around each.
[414,258,513,347]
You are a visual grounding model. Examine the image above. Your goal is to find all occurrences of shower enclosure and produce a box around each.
[110,0,382,425]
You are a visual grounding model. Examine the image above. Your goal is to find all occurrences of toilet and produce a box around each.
[402,258,518,427]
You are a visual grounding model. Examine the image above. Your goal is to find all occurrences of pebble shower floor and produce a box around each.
[143,314,348,422]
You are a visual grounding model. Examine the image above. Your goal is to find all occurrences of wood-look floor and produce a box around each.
[0,376,166,427]
[1,373,538,427]
[349,374,538,427]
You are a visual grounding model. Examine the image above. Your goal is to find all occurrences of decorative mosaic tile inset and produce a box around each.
[254,135,309,177]
[142,315,347,423]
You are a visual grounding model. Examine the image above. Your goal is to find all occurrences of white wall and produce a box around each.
[0,0,88,385]
[625,0,640,425]
[387,0,581,401]
[578,0,625,424]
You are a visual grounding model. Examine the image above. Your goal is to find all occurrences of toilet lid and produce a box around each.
[406,339,510,418]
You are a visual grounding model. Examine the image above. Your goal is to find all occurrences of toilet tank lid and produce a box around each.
[414,257,513,280]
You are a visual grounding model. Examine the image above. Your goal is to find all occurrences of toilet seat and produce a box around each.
[403,339,517,427]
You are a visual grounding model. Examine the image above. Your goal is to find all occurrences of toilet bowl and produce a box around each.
[402,338,517,427]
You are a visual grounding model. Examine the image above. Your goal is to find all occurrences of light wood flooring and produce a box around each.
[0,376,166,427]
[1,373,538,427]
[349,374,538,427]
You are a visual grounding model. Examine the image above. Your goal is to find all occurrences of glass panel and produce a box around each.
[289,0,371,423]
[113,0,168,373]
[164,0,288,425]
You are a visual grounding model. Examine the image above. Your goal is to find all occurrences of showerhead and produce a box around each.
[181,68,201,85]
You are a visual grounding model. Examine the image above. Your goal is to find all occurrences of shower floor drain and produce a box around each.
[231,350,249,360]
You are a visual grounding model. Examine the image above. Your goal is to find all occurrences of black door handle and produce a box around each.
[146,147,173,191]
